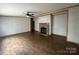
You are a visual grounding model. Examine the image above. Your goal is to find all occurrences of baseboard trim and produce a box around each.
[51,34,67,38]
[0,31,30,38]
[67,40,79,47]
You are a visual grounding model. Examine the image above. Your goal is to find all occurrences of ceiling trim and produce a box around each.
[35,4,79,17]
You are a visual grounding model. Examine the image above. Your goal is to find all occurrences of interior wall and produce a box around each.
[0,16,30,37]
[52,14,67,36]
[34,17,39,31]
[35,15,51,35]
[67,6,79,44]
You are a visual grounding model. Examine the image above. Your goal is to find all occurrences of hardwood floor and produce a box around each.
[0,32,79,55]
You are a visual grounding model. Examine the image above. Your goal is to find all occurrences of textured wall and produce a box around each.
[52,14,67,36]
[0,16,30,37]
[67,6,79,44]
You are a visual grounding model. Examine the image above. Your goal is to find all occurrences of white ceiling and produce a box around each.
[0,3,78,17]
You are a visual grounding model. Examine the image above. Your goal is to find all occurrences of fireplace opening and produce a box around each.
[41,27,47,34]
[39,23,49,36]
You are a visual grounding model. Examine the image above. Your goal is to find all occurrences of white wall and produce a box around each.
[67,6,79,44]
[52,14,67,36]
[35,15,51,35]
[0,16,30,37]
[34,17,39,31]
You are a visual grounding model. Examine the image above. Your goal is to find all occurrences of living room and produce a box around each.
[0,3,79,55]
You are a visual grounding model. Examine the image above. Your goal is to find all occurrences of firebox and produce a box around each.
[39,23,49,36]
[41,27,47,34]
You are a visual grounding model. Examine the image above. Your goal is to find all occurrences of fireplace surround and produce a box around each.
[39,23,49,36]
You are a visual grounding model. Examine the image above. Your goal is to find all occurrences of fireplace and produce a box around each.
[41,27,47,34]
[39,23,49,36]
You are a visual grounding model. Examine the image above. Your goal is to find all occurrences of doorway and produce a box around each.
[30,18,35,32]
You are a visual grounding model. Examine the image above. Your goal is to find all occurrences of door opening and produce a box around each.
[30,18,35,32]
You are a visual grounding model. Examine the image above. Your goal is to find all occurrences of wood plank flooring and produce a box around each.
[0,32,79,55]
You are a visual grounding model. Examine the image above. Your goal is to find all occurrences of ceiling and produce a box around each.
[0,3,78,17]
